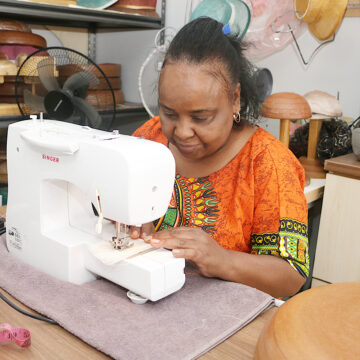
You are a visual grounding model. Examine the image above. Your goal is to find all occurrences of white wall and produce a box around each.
[31,2,360,138]
[256,17,360,121]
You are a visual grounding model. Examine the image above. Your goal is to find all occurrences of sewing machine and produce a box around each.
[5,117,185,302]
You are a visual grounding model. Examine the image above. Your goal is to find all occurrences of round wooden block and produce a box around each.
[0,173,7,184]
[0,95,23,103]
[86,89,124,106]
[0,31,47,48]
[255,282,360,360]
[59,76,122,90]
[0,19,32,33]
[0,60,17,76]
[0,103,21,115]
[0,82,31,95]
[0,160,7,175]
[261,92,312,120]
[58,63,121,79]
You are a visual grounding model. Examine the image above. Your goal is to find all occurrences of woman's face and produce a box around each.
[158,61,240,161]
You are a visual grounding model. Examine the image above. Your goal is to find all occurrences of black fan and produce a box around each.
[15,47,116,130]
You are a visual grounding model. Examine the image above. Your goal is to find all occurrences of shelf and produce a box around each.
[0,102,149,129]
[0,0,162,29]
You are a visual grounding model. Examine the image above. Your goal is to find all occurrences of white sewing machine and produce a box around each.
[6,117,185,302]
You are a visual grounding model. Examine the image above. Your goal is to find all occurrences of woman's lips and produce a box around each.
[175,142,198,153]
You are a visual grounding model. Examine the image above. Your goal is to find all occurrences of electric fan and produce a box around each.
[138,28,176,118]
[15,47,116,130]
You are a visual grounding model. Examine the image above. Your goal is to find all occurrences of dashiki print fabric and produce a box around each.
[133,117,309,278]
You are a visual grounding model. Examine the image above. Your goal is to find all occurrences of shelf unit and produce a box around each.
[0,0,165,129]
[0,1,163,29]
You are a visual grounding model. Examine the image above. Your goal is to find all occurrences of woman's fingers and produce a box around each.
[130,226,141,239]
[172,248,197,260]
[150,234,196,251]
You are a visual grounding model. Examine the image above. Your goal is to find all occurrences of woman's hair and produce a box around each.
[162,17,262,123]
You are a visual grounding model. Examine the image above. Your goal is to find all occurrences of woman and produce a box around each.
[131,17,308,298]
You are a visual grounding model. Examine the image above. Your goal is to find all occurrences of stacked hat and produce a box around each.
[303,90,342,119]
[190,0,251,42]
[295,0,348,41]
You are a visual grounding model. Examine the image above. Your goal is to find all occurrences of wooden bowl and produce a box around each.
[255,282,360,360]
[261,92,312,120]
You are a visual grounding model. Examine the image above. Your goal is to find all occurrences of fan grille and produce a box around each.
[15,47,116,130]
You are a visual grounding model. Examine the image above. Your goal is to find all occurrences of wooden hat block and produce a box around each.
[298,114,326,179]
[261,92,312,148]
[255,282,360,360]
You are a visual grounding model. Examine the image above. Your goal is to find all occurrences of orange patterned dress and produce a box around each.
[133,117,309,277]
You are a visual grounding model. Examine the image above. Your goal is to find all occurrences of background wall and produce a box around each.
[30,2,360,137]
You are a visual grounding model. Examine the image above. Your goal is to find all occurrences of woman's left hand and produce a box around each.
[148,227,228,278]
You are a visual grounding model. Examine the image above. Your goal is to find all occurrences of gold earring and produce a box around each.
[233,112,241,124]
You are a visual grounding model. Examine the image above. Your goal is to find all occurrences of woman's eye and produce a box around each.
[192,116,208,122]
[164,112,177,118]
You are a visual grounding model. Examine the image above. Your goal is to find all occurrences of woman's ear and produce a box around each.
[232,83,241,114]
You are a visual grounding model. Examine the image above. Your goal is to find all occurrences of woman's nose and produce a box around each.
[174,119,195,139]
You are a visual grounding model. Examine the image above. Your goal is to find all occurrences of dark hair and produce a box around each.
[162,17,261,123]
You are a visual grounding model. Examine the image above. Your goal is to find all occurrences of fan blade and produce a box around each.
[24,89,46,112]
[63,71,99,93]
[37,57,60,92]
[72,97,102,129]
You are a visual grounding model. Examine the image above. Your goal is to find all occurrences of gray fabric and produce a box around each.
[0,235,274,360]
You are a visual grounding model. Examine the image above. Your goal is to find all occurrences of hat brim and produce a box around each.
[77,0,118,9]
[308,0,347,41]
[310,112,342,119]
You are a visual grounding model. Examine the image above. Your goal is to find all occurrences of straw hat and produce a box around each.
[304,90,342,119]
[295,0,348,41]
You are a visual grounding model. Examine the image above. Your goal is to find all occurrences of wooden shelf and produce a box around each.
[0,0,162,29]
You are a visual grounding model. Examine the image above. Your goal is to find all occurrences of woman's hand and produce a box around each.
[148,227,228,278]
[130,222,155,240]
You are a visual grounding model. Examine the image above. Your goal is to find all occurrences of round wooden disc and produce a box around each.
[0,31,47,48]
[86,89,124,106]
[255,282,360,360]
[58,63,121,78]
[261,92,312,120]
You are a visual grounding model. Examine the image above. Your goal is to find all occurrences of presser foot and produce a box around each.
[110,236,134,250]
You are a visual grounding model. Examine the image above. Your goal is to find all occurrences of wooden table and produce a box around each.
[0,181,324,360]
[0,288,277,359]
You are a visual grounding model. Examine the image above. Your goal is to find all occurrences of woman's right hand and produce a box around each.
[130,222,155,240]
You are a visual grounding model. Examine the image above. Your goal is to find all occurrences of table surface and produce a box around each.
[0,288,277,359]
[324,152,360,179]
[0,180,322,360]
